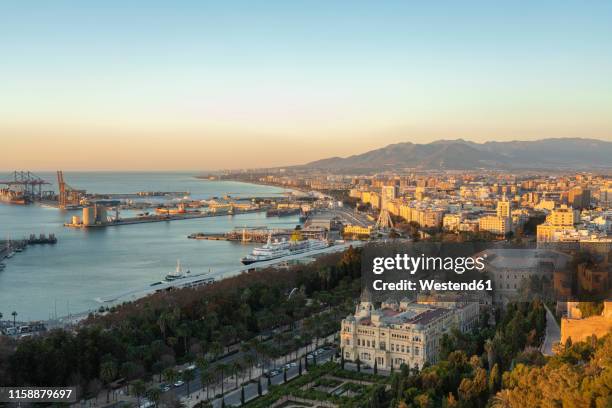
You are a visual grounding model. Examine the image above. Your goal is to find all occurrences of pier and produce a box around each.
[188,226,327,242]
[65,207,267,228]
[1,234,58,260]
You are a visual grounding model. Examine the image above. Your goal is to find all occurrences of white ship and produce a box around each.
[241,234,329,265]
[164,259,191,282]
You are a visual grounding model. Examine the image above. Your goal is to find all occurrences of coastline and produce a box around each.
[0,177,302,323]
[199,176,322,197]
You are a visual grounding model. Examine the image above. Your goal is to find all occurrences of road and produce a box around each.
[331,208,372,228]
[541,304,560,356]
[166,348,336,407]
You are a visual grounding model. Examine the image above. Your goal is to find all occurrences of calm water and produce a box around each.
[0,173,298,321]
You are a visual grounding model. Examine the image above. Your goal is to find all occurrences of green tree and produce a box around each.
[132,379,146,407]
[216,363,229,396]
[99,360,117,403]
[488,363,500,394]
[146,387,161,407]
[183,369,195,395]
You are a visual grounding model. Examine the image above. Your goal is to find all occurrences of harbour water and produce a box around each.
[0,172,299,321]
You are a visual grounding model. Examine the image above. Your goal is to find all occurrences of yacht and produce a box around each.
[241,234,329,265]
[164,260,191,282]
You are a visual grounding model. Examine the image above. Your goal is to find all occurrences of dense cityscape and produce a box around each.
[2,1,612,407]
[1,156,610,407]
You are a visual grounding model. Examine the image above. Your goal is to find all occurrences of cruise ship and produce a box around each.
[241,235,329,265]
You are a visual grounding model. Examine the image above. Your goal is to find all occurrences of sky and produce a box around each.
[1,1,611,170]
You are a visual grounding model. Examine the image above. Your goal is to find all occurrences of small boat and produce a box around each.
[164,259,191,282]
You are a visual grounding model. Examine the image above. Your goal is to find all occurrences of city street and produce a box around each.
[150,335,337,408]
[164,347,336,407]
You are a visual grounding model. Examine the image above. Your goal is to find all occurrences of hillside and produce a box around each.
[300,138,612,170]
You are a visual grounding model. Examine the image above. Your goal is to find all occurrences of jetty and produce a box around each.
[188,226,327,243]
[65,208,267,228]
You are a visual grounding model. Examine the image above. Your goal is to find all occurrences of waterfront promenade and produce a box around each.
[97,240,364,305]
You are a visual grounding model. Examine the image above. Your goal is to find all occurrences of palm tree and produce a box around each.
[491,389,513,407]
[216,363,229,396]
[162,367,178,385]
[157,312,168,341]
[200,369,213,400]
[99,361,117,403]
[182,369,195,395]
[145,387,161,407]
[292,337,302,360]
[210,341,223,362]
[176,323,190,354]
[132,380,146,407]
[11,311,17,327]
[162,367,178,397]
[231,360,243,388]
[243,354,255,380]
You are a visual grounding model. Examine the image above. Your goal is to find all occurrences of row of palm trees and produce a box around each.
[192,315,341,406]
[0,311,19,328]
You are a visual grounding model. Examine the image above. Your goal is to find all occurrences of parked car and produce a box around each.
[174,380,185,387]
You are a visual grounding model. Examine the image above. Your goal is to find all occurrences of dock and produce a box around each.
[65,208,266,228]
[188,226,326,242]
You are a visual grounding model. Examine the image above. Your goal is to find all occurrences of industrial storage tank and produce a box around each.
[82,206,95,226]
[95,205,108,224]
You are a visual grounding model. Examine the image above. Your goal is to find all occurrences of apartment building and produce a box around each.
[478,215,511,235]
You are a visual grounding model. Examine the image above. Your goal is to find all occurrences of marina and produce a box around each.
[0,173,300,321]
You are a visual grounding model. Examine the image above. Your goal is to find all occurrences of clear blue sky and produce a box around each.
[1,1,611,170]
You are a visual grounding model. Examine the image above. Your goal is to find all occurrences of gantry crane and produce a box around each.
[56,171,86,209]
[0,171,51,202]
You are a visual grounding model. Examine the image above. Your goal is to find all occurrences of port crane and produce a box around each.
[0,171,51,202]
[57,171,86,209]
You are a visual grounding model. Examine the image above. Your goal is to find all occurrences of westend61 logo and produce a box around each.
[372,254,487,275]
[361,241,496,299]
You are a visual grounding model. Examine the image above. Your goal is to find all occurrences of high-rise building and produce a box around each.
[547,205,577,226]
[568,187,591,209]
[381,185,398,202]
[496,198,511,218]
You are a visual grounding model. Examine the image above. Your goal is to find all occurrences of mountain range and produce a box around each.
[300,138,612,171]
